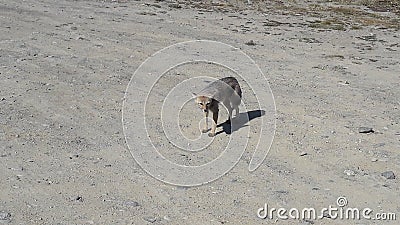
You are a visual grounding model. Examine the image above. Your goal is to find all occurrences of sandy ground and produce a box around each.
[1,0,399,224]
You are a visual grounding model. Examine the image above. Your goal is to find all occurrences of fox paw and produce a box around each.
[208,133,215,137]
[202,129,208,133]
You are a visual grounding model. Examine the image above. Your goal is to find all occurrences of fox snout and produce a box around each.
[198,104,208,112]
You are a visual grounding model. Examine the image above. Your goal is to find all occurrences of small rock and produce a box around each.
[299,37,321,43]
[143,216,157,223]
[358,127,374,133]
[70,196,83,202]
[0,211,11,220]
[381,171,395,179]
[300,152,308,156]
[344,169,355,176]
[373,143,385,148]
[357,33,377,42]
[168,3,181,9]
[76,36,87,41]
[245,40,256,45]
[124,201,139,207]
[150,3,162,8]
[137,11,157,16]
[163,215,170,221]
[301,219,315,224]
[322,210,331,218]
[371,158,378,162]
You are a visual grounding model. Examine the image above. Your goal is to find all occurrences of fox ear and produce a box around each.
[192,92,197,98]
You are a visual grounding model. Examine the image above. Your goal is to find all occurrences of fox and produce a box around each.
[193,77,242,137]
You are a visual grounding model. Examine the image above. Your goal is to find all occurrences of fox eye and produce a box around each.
[206,102,210,105]
[198,103,203,105]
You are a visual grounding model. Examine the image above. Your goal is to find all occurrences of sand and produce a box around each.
[0,0,399,224]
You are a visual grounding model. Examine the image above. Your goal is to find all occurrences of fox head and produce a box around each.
[193,95,212,113]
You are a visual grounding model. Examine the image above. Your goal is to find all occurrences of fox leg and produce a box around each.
[231,92,241,118]
[209,109,218,137]
[202,111,209,133]
[223,99,233,124]
[234,105,239,117]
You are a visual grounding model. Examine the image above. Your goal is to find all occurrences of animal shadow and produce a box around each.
[216,110,265,135]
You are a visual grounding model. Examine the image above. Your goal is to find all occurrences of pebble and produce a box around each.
[358,127,374,133]
[163,215,170,221]
[300,152,308,156]
[322,210,331,218]
[124,201,139,207]
[371,158,378,162]
[344,169,355,176]
[143,216,157,223]
[76,196,84,202]
[168,3,182,9]
[381,171,395,179]
[150,3,162,8]
[245,40,256,45]
[0,211,11,220]
[70,196,84,202]
[300,219,315,224]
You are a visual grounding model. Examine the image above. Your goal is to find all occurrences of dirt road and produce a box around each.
[1,0,399,224]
